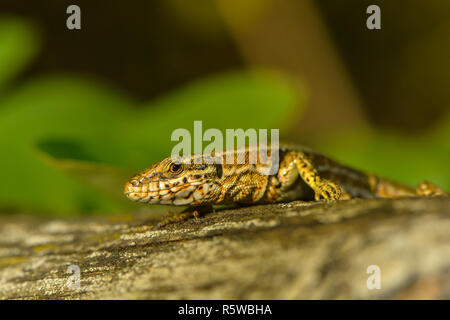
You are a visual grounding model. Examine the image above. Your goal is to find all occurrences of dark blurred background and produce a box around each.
[0,0,449,216]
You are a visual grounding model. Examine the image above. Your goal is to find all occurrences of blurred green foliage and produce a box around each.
[320,118,450,191]
[0,16,301,215]
[0,15,448,217]
[0,16,39,90]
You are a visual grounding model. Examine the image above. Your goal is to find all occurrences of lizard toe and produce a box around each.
[315,180,343,201]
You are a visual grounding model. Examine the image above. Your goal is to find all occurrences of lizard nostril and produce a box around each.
[130,179,139,187]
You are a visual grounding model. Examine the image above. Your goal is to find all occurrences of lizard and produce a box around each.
[123,144,447,228]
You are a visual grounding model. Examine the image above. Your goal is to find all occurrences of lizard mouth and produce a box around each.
[124,179,184,204]
[124,190,175,204]
[124,176,216,205]
[124,184,207,206]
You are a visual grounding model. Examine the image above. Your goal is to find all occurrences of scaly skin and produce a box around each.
[124,144,447,228]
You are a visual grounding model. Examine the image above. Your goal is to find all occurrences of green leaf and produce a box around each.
[0,69,303,215]
[0,16,40,92]
[127,69,302,168]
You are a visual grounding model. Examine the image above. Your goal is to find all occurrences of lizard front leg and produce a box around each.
[154,205,212,229]
[278,151,350,201]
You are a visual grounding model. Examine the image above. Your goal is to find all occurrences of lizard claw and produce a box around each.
[152,209,202,230]
[152,210,179,230]
[314,180,345,201]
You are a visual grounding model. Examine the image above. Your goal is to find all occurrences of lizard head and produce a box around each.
[124,155,223,205]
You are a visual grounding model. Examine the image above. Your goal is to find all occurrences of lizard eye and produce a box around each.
[169,162,182,174]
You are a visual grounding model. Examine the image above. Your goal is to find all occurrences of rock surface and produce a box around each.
[0,197,449,299]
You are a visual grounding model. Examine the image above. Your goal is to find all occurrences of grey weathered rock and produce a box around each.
[0,197,449,299]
